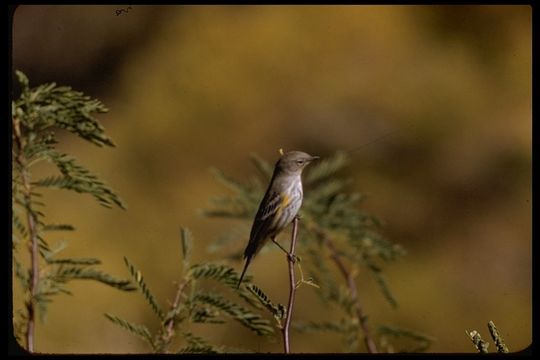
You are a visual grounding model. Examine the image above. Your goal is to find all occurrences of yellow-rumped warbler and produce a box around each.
[237,150,319,288]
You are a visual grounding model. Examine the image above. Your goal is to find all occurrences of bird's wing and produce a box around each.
[257,190,283,221]
[244,190,283,258]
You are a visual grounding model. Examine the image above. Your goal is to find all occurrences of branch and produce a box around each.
[13,116,39,352]
[282,216,300,353]
[160,279,190,352]
[308,223,378,353]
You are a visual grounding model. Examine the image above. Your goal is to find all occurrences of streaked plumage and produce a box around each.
[237,151,319,288]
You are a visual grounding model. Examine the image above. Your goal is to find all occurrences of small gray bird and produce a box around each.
[237,150,319,288]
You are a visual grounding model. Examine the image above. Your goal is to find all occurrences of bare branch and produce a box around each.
[282,216,300,353]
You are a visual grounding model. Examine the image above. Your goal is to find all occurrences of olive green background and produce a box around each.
[12,5,531,353]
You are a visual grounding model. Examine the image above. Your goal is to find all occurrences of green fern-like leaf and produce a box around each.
[370,268,398,308]
[42,223,75,232]
[179,331,221,354]
[15,70,29,90]
[104,313,155,349]
[206,168,260,216]
[294,320,347,334]
[54,265,136,291]
[359,250,403,307]
[305,151,349,184]
[188,263,238,284]
[13,258,30,290]
[33,152,125,209]
[178,344,220,354]
[33,272,76,322]
[45,257,101,265]
[248,152,273,180]
[188,263,262,310]
[38,239,68,261]
[124,257,165,319]
[309,179,351,202]
[180,227,192,269]
[32,175,74,188]
[14,71,113,147]
[205,224,248,259]
[12,212,28,238]
[210,168,251,196]
[379,325,435,352]
[189,306,225,324]
[36,234,51,253]
[246,284,285,321]
[193,292,274,336]
[13,71,135,351]
[344,320,361,351]
[200,207,249,219]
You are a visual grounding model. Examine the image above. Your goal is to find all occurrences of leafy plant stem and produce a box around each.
[13,116,38,352]
[161,280,190,351]
[308,222,378,354]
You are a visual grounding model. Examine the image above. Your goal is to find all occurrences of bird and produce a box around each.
[237,150,319,289]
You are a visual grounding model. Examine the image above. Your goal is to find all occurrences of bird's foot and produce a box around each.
[287,253,297,263]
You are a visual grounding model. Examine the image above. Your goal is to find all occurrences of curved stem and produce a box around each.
[309,223,378,354]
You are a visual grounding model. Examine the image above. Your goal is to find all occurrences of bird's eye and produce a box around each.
[296,160,304,165]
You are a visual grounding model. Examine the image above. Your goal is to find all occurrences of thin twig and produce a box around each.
[282,216,299,354]
[308,223,378,354]
[161,280,190,352]
[24,187,39,353]
[13,117,39,352]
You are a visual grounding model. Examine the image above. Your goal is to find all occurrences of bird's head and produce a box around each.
[276,151,319,175]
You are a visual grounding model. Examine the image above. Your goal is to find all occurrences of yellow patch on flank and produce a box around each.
[279,148,284,156]
[281,193,290,207]
[273,193,290,225]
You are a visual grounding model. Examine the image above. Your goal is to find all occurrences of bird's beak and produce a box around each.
[310,156,320,161]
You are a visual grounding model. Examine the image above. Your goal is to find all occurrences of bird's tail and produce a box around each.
[236,256,252,289]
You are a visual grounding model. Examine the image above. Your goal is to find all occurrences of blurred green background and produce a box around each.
[12,5,531,353]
